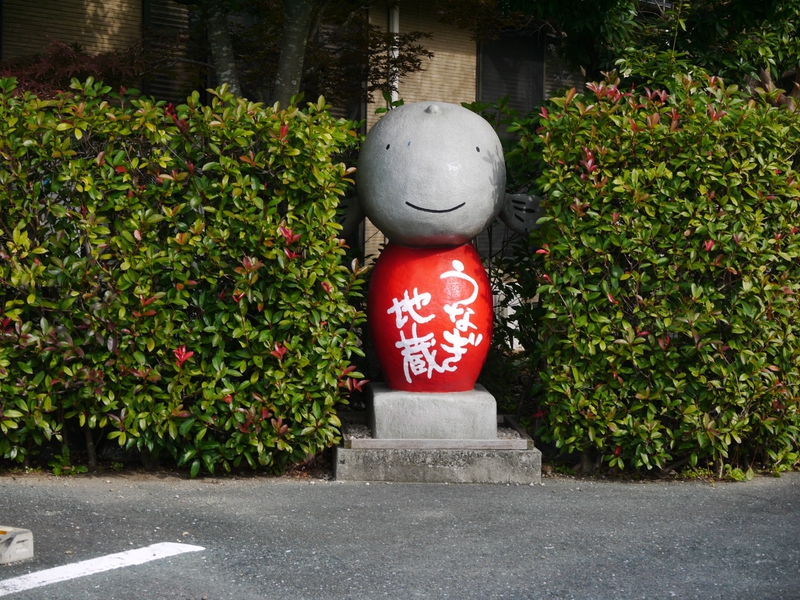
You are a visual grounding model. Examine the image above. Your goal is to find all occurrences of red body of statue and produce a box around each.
[368,243,493,392]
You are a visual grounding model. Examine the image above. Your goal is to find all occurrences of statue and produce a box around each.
[342,101,542,396]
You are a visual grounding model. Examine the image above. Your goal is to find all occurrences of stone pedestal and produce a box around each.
[335,447,541,484]
[368,383,497,440]
[335,383,541,484]
[0,527,34,564]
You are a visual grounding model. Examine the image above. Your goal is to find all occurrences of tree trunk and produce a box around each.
[273,0,315,107]
[207,7,241,96]
[84,425,97,468]
[140,447,161,471]
[759,67,774,91]
[576,449,595,474]
[581,449,594,473]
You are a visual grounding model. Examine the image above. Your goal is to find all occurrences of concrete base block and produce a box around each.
[368,383,497,439]
[0,527,34,564]
[334,446,542,484]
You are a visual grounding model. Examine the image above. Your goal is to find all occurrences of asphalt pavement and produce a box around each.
[0,471,798,599]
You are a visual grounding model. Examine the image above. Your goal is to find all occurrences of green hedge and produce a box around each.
[0,78,365,476]
[509,73,800,473]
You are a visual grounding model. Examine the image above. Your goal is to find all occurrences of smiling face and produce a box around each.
[357,102,506,247]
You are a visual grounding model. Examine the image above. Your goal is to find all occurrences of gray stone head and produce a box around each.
[357,101,506,247]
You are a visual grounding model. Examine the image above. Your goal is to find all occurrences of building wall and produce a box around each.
[2,0,141,59]
[363,0,477,261]
[366,0,476,131]
[396,0,476,105]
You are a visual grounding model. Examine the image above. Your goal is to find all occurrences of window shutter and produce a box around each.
[2,0,140,60]
[142,0,192,103]
[477,34,544,114]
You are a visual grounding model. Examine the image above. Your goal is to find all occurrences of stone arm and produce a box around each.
[499,193,545,236]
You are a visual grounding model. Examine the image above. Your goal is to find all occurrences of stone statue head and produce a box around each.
[357,102,507,247]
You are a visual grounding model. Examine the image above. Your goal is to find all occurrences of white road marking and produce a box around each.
[0,542,204,596]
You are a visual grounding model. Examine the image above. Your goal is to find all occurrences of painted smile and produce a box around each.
[405,202,466,214]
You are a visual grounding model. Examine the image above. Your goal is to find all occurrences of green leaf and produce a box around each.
[179,418,196,436]
[179,448,196,465]
[202,452,216,474]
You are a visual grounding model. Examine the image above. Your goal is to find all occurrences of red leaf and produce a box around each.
[339,365,357,380]
[349,378,368,392]
[270,343,287,361]
[279,225,301,244]
[174,345,194,368]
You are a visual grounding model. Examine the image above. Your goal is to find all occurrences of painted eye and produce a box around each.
[476,146,480,152]
[386,144,391,150]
